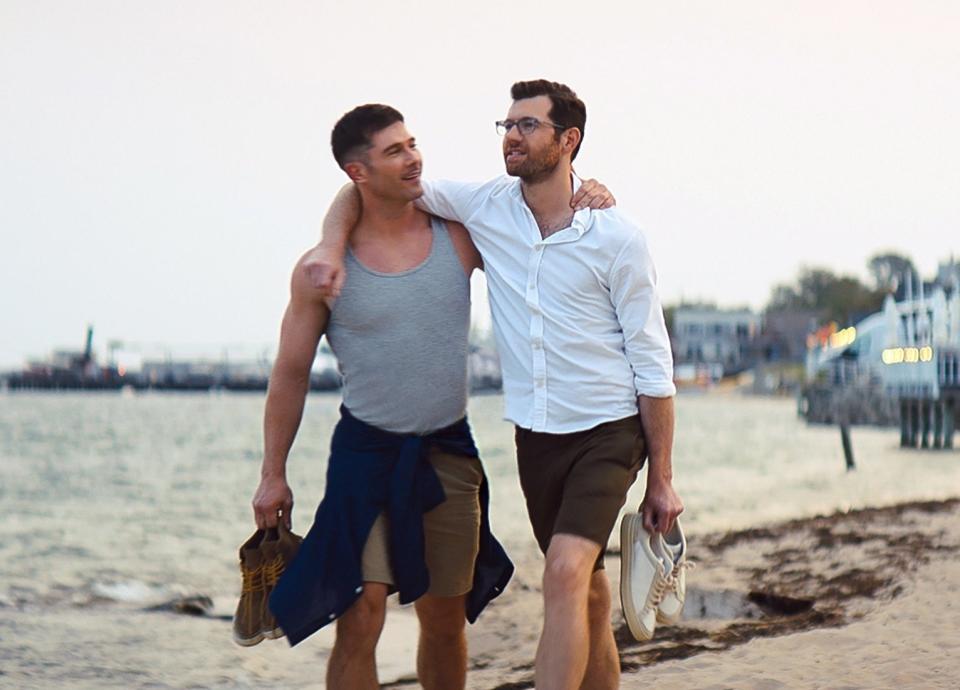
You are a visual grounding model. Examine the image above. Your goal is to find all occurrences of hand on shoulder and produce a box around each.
[297,245,345,299]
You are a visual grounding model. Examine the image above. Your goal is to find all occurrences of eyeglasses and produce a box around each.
[495,117,567,137]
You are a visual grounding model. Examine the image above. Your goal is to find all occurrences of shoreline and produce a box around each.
[381,497,960,689]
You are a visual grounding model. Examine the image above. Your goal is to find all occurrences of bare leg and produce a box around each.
[580,571,619,690]
[535,533,601,690]
[326,583,388,690]
[414,593,468,690]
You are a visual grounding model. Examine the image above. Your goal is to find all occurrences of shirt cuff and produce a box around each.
[634,378,677,398]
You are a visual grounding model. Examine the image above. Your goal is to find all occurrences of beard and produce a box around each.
[504,141,563,183]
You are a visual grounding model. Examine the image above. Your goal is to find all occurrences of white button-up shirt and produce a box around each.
[421,175,676,433]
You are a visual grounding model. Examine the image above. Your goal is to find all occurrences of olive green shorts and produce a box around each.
[361,447,483,597]
[515,414,646,570]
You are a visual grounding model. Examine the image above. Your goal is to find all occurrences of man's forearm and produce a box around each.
[319,183,362,249]
[638,395,675,484]
[261,367,311,478]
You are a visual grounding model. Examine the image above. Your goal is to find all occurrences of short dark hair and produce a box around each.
[510,80,586,160]
[331,104,404,169]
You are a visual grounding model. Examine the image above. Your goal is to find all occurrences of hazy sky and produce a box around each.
[2,1,957,367]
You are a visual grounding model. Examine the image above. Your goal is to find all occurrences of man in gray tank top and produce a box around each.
[303,81,681,690]
[250,105,497,690]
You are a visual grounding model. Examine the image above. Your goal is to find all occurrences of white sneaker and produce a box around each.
[619,513,672,641]
[655,519,693,625]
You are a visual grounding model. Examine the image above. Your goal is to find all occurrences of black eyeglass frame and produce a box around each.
[495,117,569,137]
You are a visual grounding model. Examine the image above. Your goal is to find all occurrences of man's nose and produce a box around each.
[505,126,524,144]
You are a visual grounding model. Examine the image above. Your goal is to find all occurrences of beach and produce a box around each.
[2,391,959,688]
[450,498,960,690]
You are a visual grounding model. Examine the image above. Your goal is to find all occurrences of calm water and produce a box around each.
[1,391,958,688]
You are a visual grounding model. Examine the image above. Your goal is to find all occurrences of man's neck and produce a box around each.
[355,194,423,239]
[520,165,575,238]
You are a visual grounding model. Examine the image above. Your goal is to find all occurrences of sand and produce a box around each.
[379,498,960,690]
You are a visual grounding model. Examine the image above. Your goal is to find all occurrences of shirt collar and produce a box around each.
[569,175,592,239]
[509,173,594,243]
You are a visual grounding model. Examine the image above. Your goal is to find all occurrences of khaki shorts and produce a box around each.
[361,448,483,597]
[515,415,646,570]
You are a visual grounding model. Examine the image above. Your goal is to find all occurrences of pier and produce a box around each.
[802,271,960,450]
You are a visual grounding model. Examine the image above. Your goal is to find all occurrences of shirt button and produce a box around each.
[328,613,336,620]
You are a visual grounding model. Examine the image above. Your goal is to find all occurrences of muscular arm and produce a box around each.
[253,257,330,528]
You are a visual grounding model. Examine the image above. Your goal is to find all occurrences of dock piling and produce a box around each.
[921,400,931,448]
[899,399,910,447]
[910,400,920,447]
[946,400,956,450]
[934,401,944,449]
[840,422,856,471]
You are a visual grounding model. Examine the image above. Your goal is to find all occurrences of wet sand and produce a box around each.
[381,497,960,689]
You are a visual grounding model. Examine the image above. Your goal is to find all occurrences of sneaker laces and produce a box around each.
[642,567,672,614]
[665,560,696,596]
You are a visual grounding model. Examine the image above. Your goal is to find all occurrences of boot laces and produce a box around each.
[241,564,265,594]
[263,555,285,587]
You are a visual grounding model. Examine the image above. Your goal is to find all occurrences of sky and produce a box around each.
[1,1,958,367]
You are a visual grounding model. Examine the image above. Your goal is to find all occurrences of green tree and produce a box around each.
[767,267,884,325]
[867,252,915,292]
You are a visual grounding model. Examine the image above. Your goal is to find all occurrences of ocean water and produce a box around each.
[1,391,958,688]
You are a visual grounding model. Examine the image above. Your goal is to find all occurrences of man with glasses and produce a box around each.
[306,80,682,690]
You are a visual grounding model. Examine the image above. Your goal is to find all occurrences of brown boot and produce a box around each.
[261,521,303,640]
[232,530,267,647]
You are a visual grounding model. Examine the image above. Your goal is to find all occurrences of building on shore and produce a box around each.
[803,266,960,448]
[671,307,761,383]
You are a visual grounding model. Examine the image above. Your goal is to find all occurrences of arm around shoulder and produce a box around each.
[303,183,361,296]
[417,178,492,225]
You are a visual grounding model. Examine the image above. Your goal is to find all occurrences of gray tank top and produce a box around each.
[325,216,471,434]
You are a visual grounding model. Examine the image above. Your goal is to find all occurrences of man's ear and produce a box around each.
[344,161,367,184]
[561,128,582,156]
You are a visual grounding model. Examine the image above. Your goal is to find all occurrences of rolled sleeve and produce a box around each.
[418,179,486,224]
[609,233,677,398]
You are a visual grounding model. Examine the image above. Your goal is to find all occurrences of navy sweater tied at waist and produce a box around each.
[269,405,514,646]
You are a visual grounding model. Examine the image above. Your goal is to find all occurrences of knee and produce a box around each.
[421,615,465,645]
[543,554,592,602]
[418,598,466,643]
[337,589,386,649]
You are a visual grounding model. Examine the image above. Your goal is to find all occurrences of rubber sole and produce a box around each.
[619,513,655,641]
[232,629,265,647]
